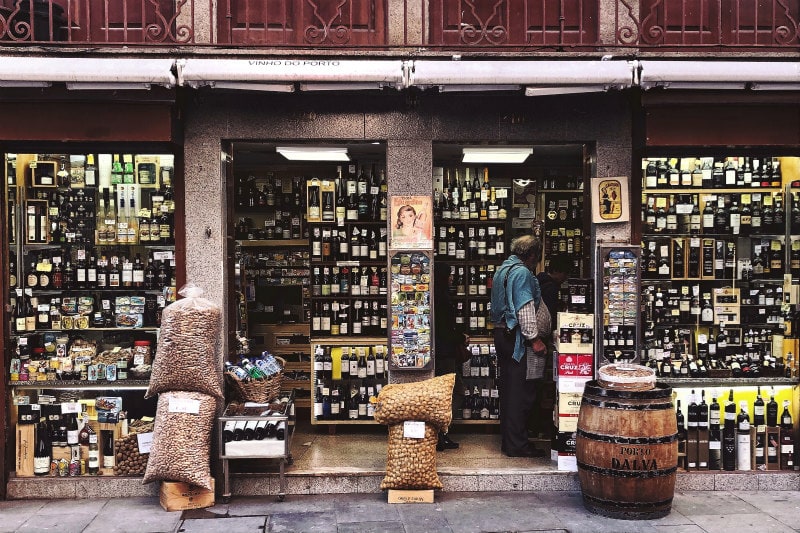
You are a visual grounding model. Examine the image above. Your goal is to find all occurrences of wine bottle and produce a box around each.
[736,401,751,470]
[781,400,794,470]
[102,430,115,468]
[767,393,779,427]
[33,420,51,476]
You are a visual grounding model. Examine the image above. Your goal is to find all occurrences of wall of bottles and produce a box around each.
[312,343,389,421]
[673,386,794,471]
[640,156,800,379]
[457,343,500,421]
[6,151,175,478]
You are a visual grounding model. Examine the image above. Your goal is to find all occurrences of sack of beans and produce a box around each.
[380,422,442,490]
[145,283,223,400]
[373,373,455,430]
[142,390,217,491]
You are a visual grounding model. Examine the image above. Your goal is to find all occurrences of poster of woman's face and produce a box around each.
[390,195,433,250]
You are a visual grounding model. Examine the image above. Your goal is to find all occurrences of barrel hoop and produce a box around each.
[577,460,678,478]
[583,381,673,399]
[581,397,674,410]
[577,428,678,444]
[582,492,674,509]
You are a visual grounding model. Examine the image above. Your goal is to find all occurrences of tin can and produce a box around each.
[80,459,86,476]
[58,458,69,477]
[50,460,58,476]
[69,460,79,477]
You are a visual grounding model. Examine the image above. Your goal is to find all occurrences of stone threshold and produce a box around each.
[7,470,800,499]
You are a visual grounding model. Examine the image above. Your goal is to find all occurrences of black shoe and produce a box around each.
[505,447,545,458]
[437,432,459,451]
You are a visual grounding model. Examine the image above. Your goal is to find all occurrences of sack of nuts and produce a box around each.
[113,420,153,476]
[373,373,455,430]
[145,283,223,400]
[380,422,442,490]
[142,390,216,491]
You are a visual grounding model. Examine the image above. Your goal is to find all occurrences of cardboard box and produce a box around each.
[557,393,582,433]
[555,312,594,354]
[556,431,577,455]
[16,424,35,476]
[766,427,780,470]
[697,428,709,469]
[387,489,434,504]
[557,353,594,378]
[556,453,577,472]
[557,377,591,394]
[687,428,699,469]
[159,480,215,512]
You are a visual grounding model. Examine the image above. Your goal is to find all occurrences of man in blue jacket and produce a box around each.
[490,234,546,457]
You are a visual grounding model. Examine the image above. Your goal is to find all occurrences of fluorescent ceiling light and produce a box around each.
[299,82,387,91]
[66,82,152,90]
[751,83,800,91]
[439,84,521,92]
[642,82,747,90]
[276,146,350,161]
[525,85,608,96]
[463,147,532,164]
[0,81,51,88]
[210,82,295,92]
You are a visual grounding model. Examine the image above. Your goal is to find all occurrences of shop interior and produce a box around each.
[226,141,589,473]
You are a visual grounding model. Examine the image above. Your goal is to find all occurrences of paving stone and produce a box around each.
[671,490,759,516]
[15,512,94,533]
[336,521,405,533]
[267,511,336,533]
[179,516,266,533]
[83,497,182,533]
[688,513,796,533]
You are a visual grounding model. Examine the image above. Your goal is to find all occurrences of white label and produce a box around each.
[136,432,153,454]
[61,402,81,414]
[403,420,425,439]
[709,441,722,450]
[168,398,201,414]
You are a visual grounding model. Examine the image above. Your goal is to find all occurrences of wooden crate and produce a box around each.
[159,480,215,511]
[15,424,35,476]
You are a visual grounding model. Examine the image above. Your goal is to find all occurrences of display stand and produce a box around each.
[218,390,295,502]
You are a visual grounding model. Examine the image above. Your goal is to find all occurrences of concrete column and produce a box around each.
[387,0,425,46]
[386,138,434,384]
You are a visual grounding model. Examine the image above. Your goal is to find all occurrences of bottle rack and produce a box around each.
[641,156,800,385]
[455,341,501,424]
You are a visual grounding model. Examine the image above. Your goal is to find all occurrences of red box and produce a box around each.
[557,353,594,377]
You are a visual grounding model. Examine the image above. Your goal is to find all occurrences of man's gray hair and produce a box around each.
[510,234,543,261]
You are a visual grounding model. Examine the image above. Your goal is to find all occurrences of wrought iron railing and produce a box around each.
[0,0,797,50]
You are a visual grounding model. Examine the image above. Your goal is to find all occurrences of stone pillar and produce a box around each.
[387,0,425,46]
[386,138,434,384]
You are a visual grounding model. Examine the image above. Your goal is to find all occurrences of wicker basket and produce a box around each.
[225,357,285,403]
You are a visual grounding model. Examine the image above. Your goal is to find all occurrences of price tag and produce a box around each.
[61,402,81,414]
[137,432,154,454]
[655,196,667,208]
[168,398,201,414]
[403,420,425,439]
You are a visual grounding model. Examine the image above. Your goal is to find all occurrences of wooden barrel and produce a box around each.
[576,381,678,520]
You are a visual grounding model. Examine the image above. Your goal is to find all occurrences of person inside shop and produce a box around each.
[490,234,546,458]
[393,204,425,245]
[433,262,469,451]
[536,255,571,318]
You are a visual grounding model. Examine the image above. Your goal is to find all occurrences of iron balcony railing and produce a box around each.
[1,0,797,50]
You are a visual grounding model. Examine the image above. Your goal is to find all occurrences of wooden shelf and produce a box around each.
[643,187,783,194]
[9,380,150,389]
[311,337,387,345]
[237,239,308,247]
[451,419,500,425]
[311,419,380,425]
[658,377,799,388]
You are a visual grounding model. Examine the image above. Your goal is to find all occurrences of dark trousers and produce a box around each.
[495,329,537,455]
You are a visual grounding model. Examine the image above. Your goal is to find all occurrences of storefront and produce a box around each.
[0,63,183,498]
[635,73,800,473]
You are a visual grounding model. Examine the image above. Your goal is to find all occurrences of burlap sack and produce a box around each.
[142,391,216,491]
[373,373,455,430]
[145,283,223,400]
[380,422,442,490]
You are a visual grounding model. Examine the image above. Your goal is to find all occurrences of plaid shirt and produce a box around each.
[517,300,537,340]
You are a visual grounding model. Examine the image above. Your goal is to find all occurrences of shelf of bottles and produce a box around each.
[672,386,796,471]
[311,342,389,424]
[6,152,174,478]
[641,156,800,385]
[307,163,389,346]
[539,182,587,278]
[455,342,501,424]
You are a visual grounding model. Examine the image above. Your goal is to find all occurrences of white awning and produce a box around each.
[0,57,176,89]
[409,60,636,94]
[177,58,406,91]
[639,61,800,90]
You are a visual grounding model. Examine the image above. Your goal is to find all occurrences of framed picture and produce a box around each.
[389,195,433,250]
[512,179,538,207]
[591,176,630,224]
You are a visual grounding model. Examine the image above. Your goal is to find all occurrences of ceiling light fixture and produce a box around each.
[462,147,533,164]
[276,146,350,161]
